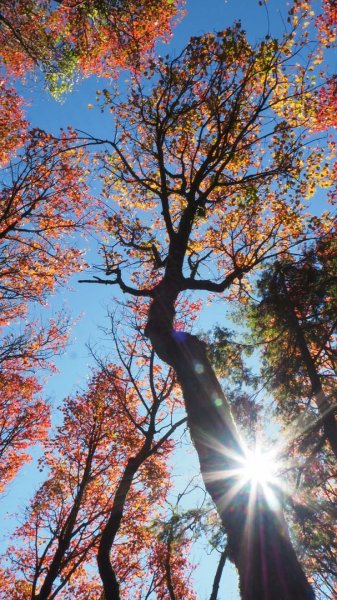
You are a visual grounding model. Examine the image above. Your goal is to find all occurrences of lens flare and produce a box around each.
[238,446,277,487]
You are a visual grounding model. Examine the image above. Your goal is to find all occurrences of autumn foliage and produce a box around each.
[0,103,93,490]
[0,0,182,94]
[1,1,337,599]
[0,348,195,598]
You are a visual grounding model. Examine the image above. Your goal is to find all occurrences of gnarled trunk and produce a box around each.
[146,288,315,600]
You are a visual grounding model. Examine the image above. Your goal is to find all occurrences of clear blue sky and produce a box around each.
[0,2,316,598]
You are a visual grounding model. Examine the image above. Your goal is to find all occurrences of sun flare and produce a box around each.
[237,446,278,488]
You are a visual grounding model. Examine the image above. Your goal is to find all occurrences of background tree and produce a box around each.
[0,112,94,490]
[149,488,228,600]
[1,322,191,599]
[248,241,337,458]
[246,238,337,597]
[0,373,49,494]
[300,0,337,131]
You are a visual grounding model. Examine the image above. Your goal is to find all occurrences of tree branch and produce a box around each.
[182,269,244,292]
[78,274,154,297]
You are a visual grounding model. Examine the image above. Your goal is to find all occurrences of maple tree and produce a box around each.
[0,66,99,494]
[0,104,94,490]
[0,314,71,493]
[0,76,27,167]
[316,0,337,130]
[0,0,185,595]
[0,128,91,320]
[149,489,227,600]
[0,374,49,494]
[317,0,337,45]
[296,0,337,131]
[0,323,195,599]
[0,0,182,499]
[77,18,337,598]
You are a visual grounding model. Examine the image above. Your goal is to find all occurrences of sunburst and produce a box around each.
[237,445,278,488]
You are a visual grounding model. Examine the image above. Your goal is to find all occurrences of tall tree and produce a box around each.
[0,0,182,492]
[0,128,91,322]
[0,113,94,490]
[0,314,71,492]
[0,373,49,494]
[79,22,331,599]
[2,1,337,597]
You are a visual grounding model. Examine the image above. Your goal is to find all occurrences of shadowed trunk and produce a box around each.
[209,547,228,600]
[145,285,315,600]
[97,456,142,600]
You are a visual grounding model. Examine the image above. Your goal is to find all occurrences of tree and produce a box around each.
[149,492,226,600]
[0,73,100,490]
[1,322,192,599]
[317,0,337,46]
[0,374,49,494]
[303,0,337,131]
[0,1,189,595]
[315,0,337,131]
[2,1,337,598]
[0,114,94,489]
[0,314,72,493]
[95,317,188,599]
[245,240,337,598]
[0,128,91,320]
[79,22,332,599]
[0,0,182,494]
[0,76,27,167]
[249,245,337,459]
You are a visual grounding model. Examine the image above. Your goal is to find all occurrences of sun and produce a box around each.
[237,445,278,488]
[203,434,287,511]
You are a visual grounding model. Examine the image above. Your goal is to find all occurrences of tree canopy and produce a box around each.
[1,1,337,599]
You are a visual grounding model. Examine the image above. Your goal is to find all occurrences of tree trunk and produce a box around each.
[97,457,141,600]
[209,547,227,600]
[146,291,315,600]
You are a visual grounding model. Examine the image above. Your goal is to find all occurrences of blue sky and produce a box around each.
[18,0,295,398]
[0,1,326,598]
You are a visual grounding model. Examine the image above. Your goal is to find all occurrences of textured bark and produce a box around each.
[145,286,315,600]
